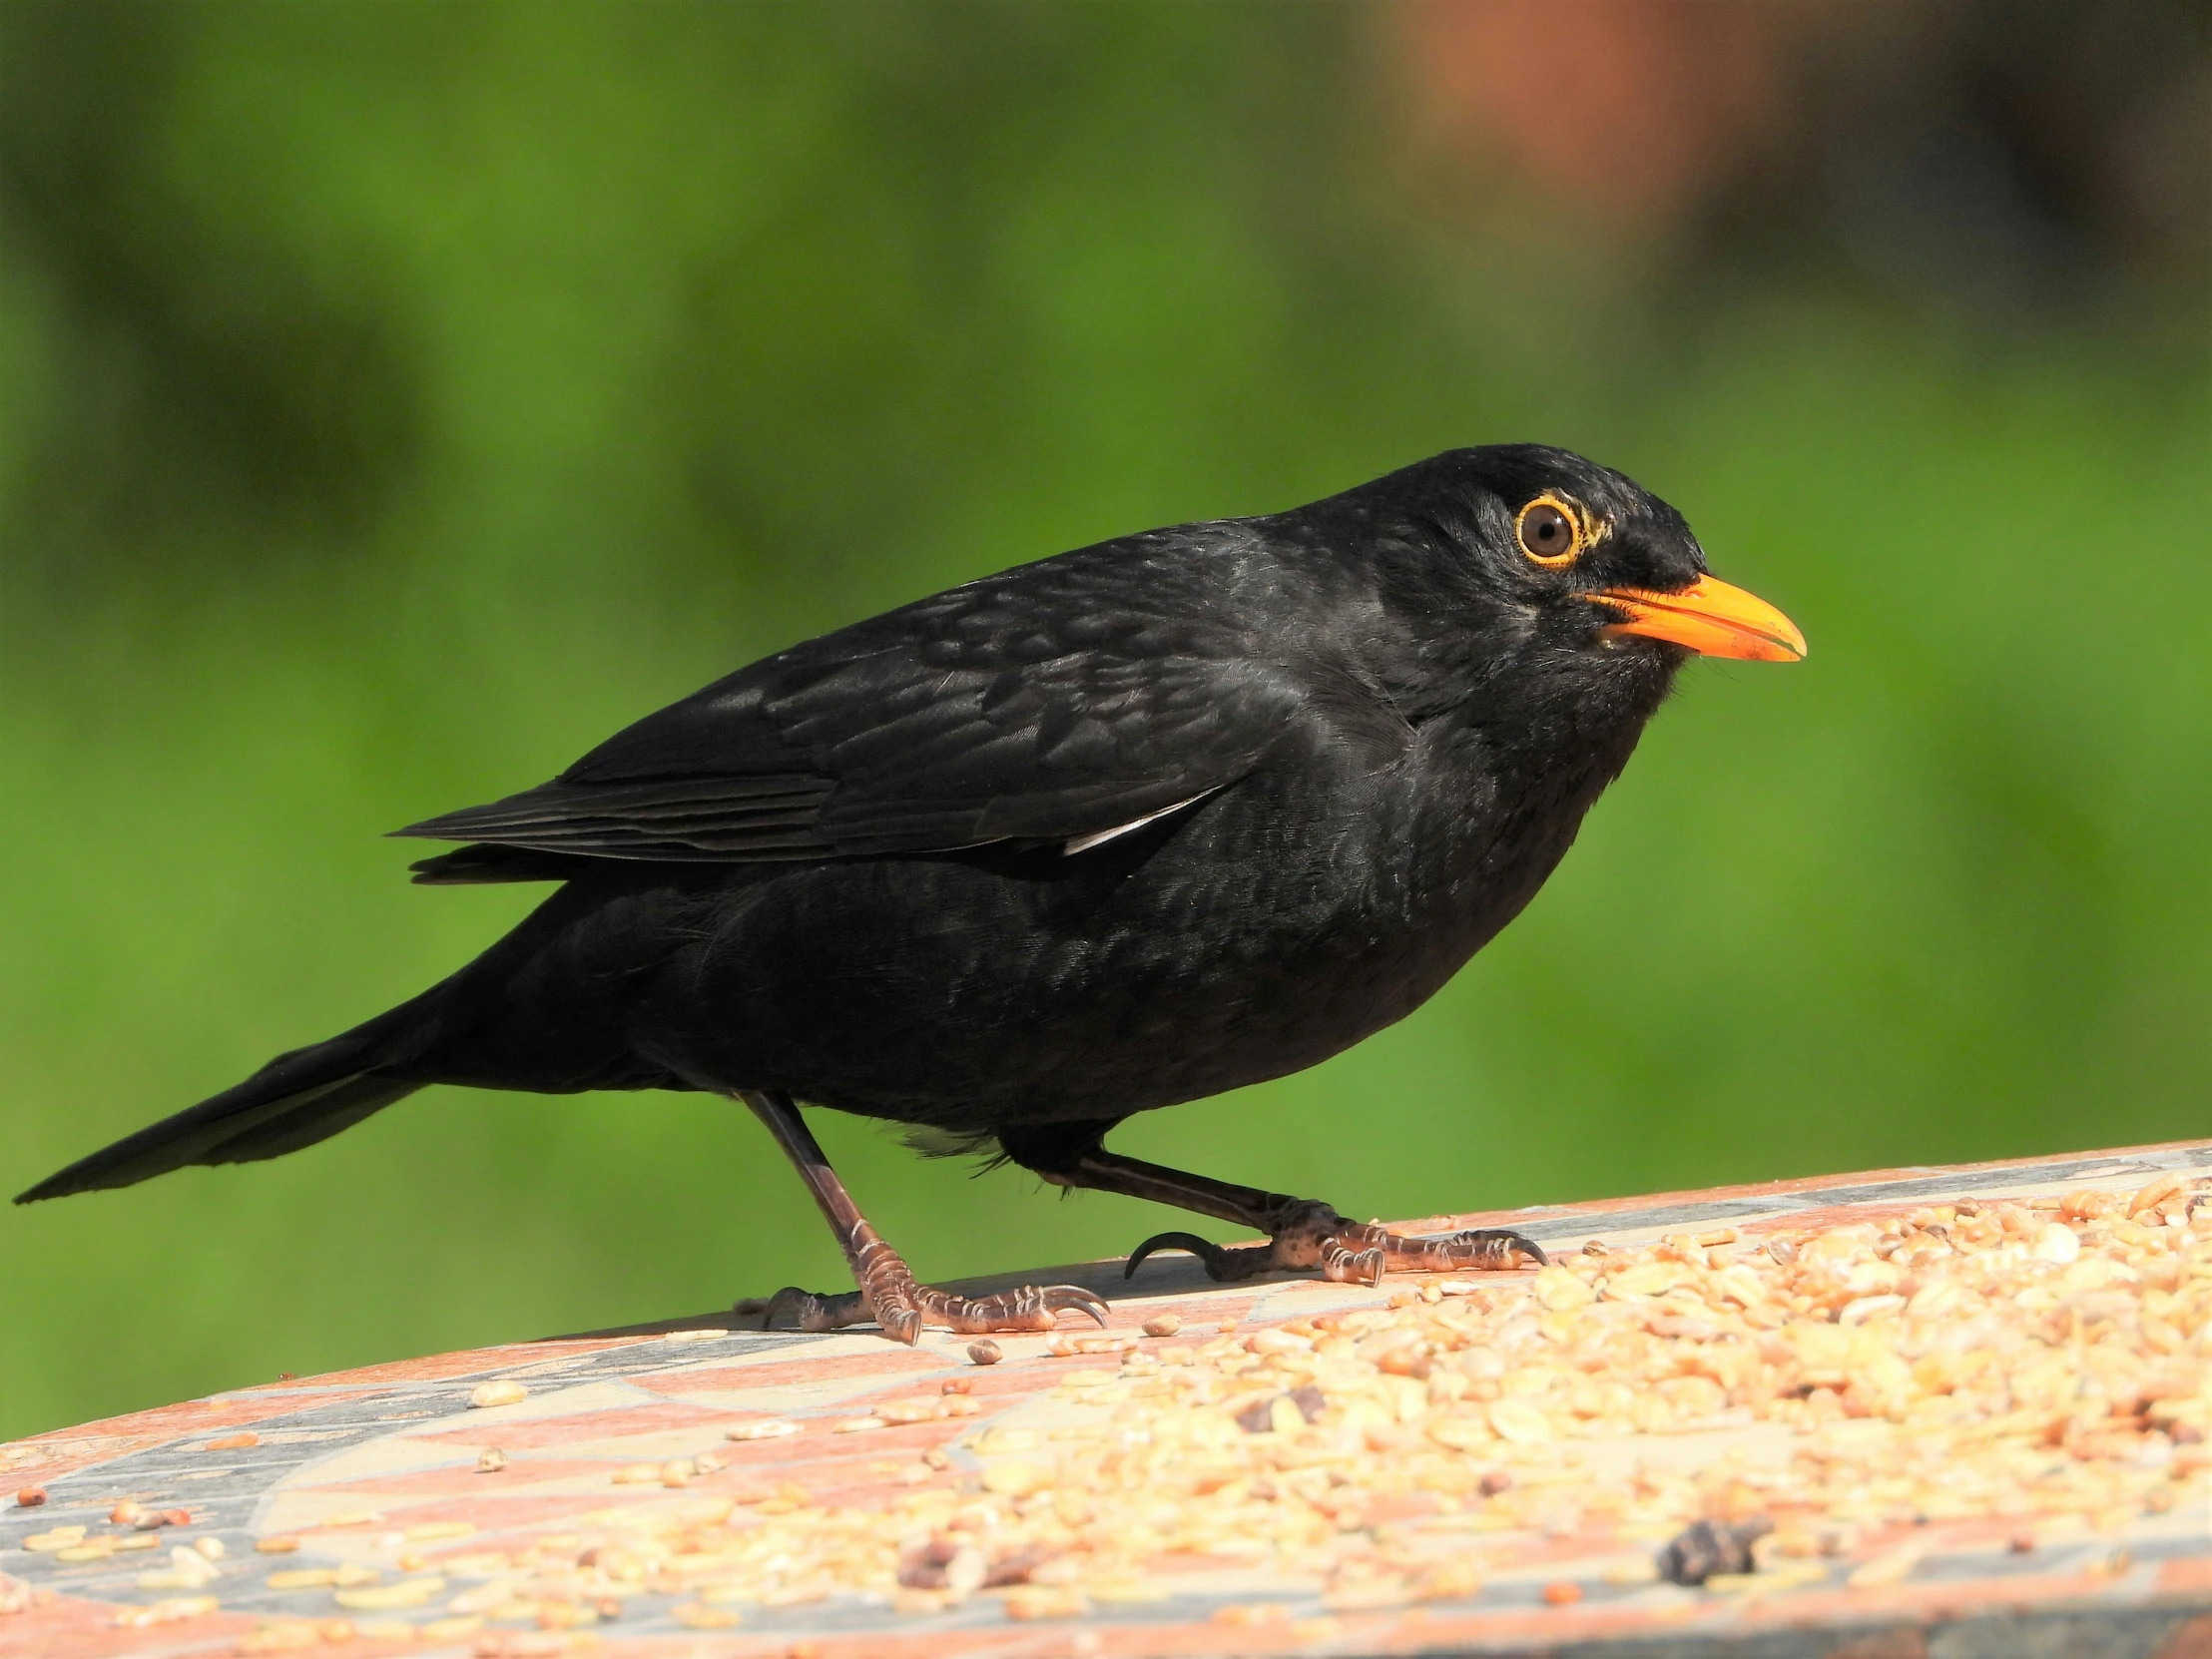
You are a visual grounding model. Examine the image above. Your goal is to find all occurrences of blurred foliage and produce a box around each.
[0,1,2205,1441]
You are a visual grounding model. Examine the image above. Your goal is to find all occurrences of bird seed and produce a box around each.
[184,1178,2206,1630]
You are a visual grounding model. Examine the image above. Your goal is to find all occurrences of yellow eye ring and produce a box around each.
[1515,493,1590,568]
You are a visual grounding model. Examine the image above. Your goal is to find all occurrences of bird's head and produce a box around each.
[1346,445,1804,726]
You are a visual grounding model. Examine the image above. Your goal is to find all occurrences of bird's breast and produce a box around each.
[639,725,1624,1126]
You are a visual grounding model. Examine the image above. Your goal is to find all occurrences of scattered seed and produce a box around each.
[467,1381,528,1409]
[674,1600,743,1628]
[726,1417,800,1440]
[1486,1398,1553,1444]
[1658,1517,1773,1586]
[1839,1294,1907,1325]
[235,1621,319,1653]
[209,1176,2199,1626]
[255,1535,302,1554]
[267,1569,340,1590]
[476,1448,508,1473]
[307,1509,382,1529]
[981,1459,1049,1498]
[13,1488,45,1509]
[1845,1545,1924,1589]
[967,1340,1003,1366]
[1003,1583,1089,1620]
[333,1575,445,1611]
[113,1595,217,1627]
[2032,1222,2082,1264]
[1542,1580,1583,1606]
[1213,1602,1292,1626]
[874,1397,940,1424]
[2129,1177,2186,1218]
[1142,1314,1183,1338]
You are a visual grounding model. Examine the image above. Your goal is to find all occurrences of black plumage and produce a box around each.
[19,446,1804,1341]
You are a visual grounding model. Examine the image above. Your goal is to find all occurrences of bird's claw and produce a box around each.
[1125,1204,1545,1287]
[1125,1231,1277,1282]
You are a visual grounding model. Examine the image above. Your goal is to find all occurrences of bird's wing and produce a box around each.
[395,536,1310,863]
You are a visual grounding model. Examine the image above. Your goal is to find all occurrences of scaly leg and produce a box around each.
[730,1090,1109,1344]
[1026,1144,1545,1288]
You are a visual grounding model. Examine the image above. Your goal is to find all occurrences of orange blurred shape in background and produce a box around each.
[1396,0,1804,226]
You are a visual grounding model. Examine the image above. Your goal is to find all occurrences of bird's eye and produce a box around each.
[1515,496,1586,567]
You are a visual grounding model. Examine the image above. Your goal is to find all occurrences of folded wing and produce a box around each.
[396,532,1308,869]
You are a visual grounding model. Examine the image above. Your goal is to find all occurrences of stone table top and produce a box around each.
[3,1140,2209,1659]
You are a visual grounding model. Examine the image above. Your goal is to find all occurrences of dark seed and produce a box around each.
[1657,1515,1773,1586]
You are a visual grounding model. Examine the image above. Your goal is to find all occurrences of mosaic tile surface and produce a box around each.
[4,1141,2209,1659]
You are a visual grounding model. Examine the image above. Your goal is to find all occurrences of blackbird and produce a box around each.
[19,446,1804,1342]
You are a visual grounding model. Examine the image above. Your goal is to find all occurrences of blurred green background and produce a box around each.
[2,1,2206,1441]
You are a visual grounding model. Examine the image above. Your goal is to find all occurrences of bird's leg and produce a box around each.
[1036,1147,1545,1288]
[730,1090,1109,1344]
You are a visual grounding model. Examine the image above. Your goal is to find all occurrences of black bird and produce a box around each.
[19,447,1804,1342]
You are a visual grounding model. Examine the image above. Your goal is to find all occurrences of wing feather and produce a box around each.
[393,527,1317,865]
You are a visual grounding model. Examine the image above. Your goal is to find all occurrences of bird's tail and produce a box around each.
[15,990,444,1204]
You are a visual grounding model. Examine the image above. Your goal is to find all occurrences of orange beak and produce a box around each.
[1590,574,1807,663]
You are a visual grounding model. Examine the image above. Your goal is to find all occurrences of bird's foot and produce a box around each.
[739,1255,1109,1346]
[1126,1199,1545,1287]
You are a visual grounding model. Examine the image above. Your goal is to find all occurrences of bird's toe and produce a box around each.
[907,1282,1110,1335]
[740,1286,871,1334]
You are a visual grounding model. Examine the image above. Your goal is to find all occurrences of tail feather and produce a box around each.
[408,842,595,885]
[16,999,437,1204]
